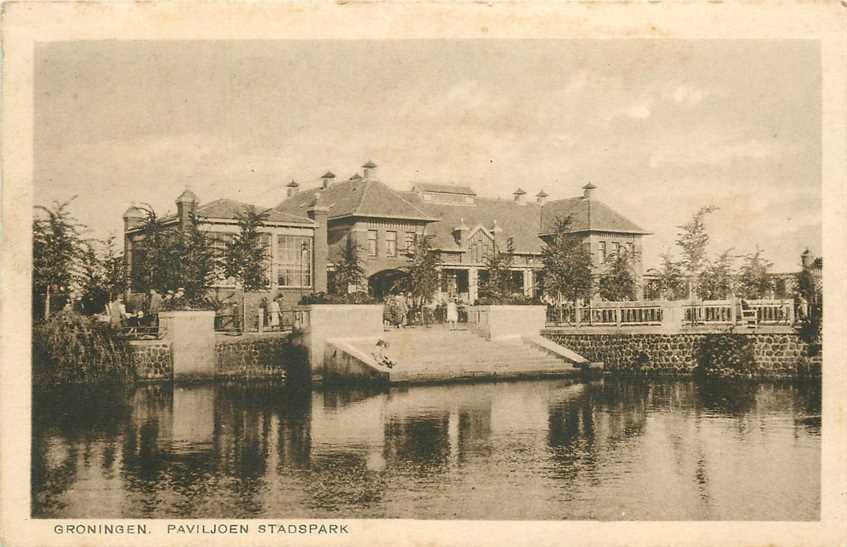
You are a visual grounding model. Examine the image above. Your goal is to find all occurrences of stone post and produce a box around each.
[468,267,479,304]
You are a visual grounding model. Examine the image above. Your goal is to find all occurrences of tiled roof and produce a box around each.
[411,182,477,196]
[274,178,437,221]
[540,197,650,235]
[400,192,546,253]
[196,198,314,225]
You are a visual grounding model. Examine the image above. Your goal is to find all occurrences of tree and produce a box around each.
[135,205,216,307]
[394,234,441,309]
[540,216,593,305]
[655,252,686,300]
[676,205,718,295]
[736,246,774,299]
[222,207,270,331]
[33,198,85,319]
[698,249,736,300]
[479,237,517,302]
[329,242,366,296]
[598,249,637,301]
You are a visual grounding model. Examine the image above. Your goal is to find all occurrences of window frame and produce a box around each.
[367,230,378,257]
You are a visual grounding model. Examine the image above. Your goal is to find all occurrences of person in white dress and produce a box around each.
[269,297,281,330]
[446,297,458,331]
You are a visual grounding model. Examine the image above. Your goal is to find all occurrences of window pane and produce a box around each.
[367,230,377,257]
[275,235,312,288]
[386,231,397,257]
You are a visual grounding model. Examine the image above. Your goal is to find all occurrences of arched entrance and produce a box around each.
[368,269,408,302]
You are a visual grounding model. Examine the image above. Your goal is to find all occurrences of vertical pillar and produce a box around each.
[307,198,329,293]
[468,267,478,304]
[523,269,533,297]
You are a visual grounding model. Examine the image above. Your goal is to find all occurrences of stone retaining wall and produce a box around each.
[215,333,288,380]
[543,330,821,376]
[129,340,173,380]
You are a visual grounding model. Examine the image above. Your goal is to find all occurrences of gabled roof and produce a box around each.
[196,198,314,225]
[400,192,546,253]
[540,197,650,235]
[274,178,437,222]
[411,182,477,196]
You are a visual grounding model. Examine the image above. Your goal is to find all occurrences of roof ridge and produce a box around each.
[353,179,373,214]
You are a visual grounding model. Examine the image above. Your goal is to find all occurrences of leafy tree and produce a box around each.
[655,252,686,300]
[676,205,718,295]
[698,249,736,300]
[479,237,517,302]
[540,216,593,305]
[135,205,216,307]
[394,234,441,309]
[33,198,85,319]
[598,249,637,301]
[736,246,774,299]
[329,242,366,295]
[222,207,270,330]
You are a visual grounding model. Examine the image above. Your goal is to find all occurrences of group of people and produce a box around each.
[259,296,285,330]
[101,287,164,331]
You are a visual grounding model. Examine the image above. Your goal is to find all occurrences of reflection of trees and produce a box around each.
[32,385,133,517]
[547,380,651,485]
[457,406,492,463]
[695,380,757,417]
[384,412,450,473]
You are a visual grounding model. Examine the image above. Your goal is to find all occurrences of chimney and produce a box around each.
[307,193,330,293]
[582,182,597,199]
[513,187,527,204]
[490,219,504,238]
[122,206,147,293]
[453,218,469,248]
[362,160,378,180]
[320,171,336,190]
[801,248,811,269]
[176,188,198,232]
[536,189,549,205]
[286,179,300,198]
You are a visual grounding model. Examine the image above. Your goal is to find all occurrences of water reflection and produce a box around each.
[32,378,821,520]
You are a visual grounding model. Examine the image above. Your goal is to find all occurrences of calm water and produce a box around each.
[32,378,821,520]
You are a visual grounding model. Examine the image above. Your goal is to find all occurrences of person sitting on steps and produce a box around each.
[372,339,396,369]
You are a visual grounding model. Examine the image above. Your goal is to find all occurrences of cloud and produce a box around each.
[648,136,800,169]
[662,82,728,107]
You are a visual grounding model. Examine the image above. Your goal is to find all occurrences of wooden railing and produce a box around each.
[547,302,664,327]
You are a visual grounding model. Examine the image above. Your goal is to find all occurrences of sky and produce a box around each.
[34,40,821,271]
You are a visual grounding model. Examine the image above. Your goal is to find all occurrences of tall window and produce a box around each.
[405,231,417,252]
[599,241,607,262]
[612,242,621,257]
[386,231,397,257]
[276,235,312,288]
[367,230,378,257]
[627,242,635,257]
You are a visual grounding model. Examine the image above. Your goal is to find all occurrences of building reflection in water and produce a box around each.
[31,377,822,520]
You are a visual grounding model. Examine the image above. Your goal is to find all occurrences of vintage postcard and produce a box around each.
[2,2,845,546]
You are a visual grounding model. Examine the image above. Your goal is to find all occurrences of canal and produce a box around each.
[32,378,821,520]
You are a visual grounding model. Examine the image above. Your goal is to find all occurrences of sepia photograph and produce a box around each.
[2,2,846,546]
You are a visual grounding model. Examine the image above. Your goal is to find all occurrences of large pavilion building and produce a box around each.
[273,161,651,303]
[123,160,651,307]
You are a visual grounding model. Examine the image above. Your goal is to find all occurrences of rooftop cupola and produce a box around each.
[122,206,146,230]
[536,189,549,205]
[582,182,597,199]
[801,248,811,269]
[453,217,470,247]
[513,187,527,204]
[362,160,378,180]
[286,179,300,198]
[320,171,336,190]
[350,173,363,182]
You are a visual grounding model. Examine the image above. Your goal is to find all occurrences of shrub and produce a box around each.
[32,310,134,385]
[695,333,755,377]
[298,291,377,305]
[475,294,542,306]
